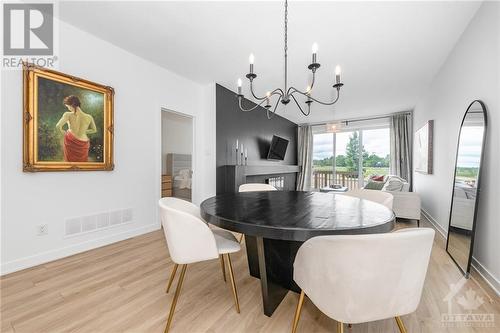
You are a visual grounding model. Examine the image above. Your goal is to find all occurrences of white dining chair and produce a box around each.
[159,197,241,333]
[342,188,394,210]
[291,228,435,333]
[237,183,277,242]
[238,183,278,192]
[157,199,231,285]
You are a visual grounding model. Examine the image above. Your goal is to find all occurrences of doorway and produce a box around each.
[161,109,194,202]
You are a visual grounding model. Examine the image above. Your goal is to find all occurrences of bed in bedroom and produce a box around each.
[165,153,192,201]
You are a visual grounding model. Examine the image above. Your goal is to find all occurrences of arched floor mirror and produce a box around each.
[446,100,487,277]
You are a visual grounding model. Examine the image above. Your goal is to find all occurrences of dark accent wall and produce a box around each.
[216,84,298,193]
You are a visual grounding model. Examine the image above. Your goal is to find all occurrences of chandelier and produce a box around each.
[236,0,344,119]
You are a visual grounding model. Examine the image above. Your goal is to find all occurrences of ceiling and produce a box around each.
[58,1,480,124]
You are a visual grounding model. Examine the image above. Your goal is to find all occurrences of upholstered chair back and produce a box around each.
[343,188,394,210]
[293,228,434,324]
[159,197,219,264]
[238,183,277,192]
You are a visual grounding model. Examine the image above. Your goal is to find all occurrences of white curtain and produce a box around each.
[390,113,412,187]
[296,125,313,190]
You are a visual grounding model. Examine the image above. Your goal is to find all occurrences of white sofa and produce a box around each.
[388,190,421,223]
[365,176,421,225]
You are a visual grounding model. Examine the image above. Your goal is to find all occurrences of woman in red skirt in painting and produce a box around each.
[55,95,97,162]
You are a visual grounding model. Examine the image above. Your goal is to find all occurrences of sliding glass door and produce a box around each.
[334,131,361,190]
[361,128,390,183]
[312,133,334,188]
[312,124,390,191]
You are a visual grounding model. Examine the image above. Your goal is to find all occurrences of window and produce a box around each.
[312,133,334,188]
[334,130,361,190]
[312,120,391,190]
[361,128,390,181]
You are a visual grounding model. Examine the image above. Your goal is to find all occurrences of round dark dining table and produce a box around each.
[200,191,395,317]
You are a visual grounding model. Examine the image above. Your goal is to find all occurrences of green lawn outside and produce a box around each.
[455,167,479,181]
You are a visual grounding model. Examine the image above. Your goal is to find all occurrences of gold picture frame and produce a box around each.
[23,63,114,171]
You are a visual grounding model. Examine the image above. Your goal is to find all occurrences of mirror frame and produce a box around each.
[445,100,487,278]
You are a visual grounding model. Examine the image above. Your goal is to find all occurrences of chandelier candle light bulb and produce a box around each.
[335,65,342,84]
[312,43,318,63]
[237,78,242,95]
[249,54,255,74]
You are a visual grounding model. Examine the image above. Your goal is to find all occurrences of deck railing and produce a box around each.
[312,170,360,190]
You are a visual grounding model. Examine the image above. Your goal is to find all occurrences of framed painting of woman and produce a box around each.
[23,63,114,171]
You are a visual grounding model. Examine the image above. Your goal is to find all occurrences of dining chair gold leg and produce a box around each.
[225,253,240,313]
[291,290,305,333]
[164,264,187,333]
[165,264,178,293]
[337,321,344,333]
[395,316,408,333]
[219,255,226,282]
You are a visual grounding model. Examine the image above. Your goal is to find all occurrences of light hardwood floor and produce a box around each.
[1,218,499,333]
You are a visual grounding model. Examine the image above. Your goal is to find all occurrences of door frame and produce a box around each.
[157,107,196,214]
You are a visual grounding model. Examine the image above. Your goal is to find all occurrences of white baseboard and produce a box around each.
[471,258,500,296]
[1,223,161,276]
[421,209,447,237]
[421,209,500,296]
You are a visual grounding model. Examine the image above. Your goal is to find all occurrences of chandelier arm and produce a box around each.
[274,88,285,96]
[290,87,341,106]
[268,88,285,99]
[249,80,268,101]
[297,71,318,94]
[267,95,282,119]
[290,93,311,116]
[309,71,317,90]
[238,96,268,112]
[287,72,316,96]
[249,80,284,101]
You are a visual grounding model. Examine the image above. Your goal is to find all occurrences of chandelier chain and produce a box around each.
[284,0,288,95]
[284,0,288,55]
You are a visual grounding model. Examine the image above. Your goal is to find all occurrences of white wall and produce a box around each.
[0,20,216,274]
[414,2,499,290]
[161,112,193,174]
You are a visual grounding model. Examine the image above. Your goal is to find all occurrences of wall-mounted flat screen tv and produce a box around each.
[267,135,289,160]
